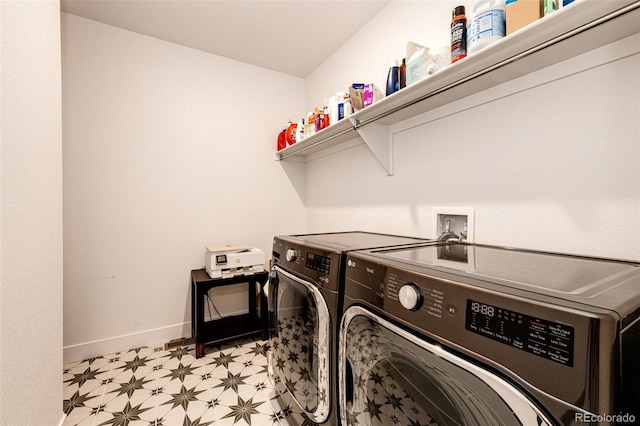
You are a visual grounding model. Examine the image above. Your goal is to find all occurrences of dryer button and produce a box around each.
[399,283,423,311]
[285,249,297,262]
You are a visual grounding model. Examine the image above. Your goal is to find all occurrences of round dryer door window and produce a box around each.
[269,266,330,423]
[339,306,553,426]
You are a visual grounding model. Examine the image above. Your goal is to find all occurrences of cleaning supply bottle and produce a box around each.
[467,0,506,54]
[305,112,315,137]
[285,122,297,145]
[342,92,352,119]
[277,128,286,151]
[451,6,467,63]
[385,59,400,96]
[296,118,305,142]
[328,94,340,125]
[335,92,347,121]
[543,0,559,15]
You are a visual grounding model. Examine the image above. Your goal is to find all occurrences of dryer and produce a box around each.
[340,242,640,425]
[268,232,430,425]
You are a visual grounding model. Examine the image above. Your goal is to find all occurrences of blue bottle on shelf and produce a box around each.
[386,59,400,96]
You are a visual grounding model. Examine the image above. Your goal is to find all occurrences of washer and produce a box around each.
[339,242,640,425]
[268,232,430,426]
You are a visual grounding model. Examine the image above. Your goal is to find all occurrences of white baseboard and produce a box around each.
[63,321,191,364]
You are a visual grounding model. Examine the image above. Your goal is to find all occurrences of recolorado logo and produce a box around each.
[575,412,636,424]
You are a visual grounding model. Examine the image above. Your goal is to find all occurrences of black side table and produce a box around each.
[191,269,269,358]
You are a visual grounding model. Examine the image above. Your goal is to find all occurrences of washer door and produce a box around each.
[339,306,554,426]
[269,265,330,423]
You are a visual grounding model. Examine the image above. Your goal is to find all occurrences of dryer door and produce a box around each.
[339,306,554,426]
[269,265,330,423]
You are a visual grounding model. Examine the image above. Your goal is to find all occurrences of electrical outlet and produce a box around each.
[434,207,475,243]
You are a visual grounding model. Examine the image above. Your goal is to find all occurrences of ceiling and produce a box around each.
[60,0,390,78]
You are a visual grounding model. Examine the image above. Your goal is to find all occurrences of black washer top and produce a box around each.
[375,243,638,296]
[290,231,430,252]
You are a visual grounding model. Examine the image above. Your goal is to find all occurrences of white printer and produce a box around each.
[205,244,265,279]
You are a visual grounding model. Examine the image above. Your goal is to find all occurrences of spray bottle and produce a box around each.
[451,6,467,63]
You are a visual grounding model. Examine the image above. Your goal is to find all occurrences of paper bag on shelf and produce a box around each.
[406,41,434,86]
[349,83,384,111]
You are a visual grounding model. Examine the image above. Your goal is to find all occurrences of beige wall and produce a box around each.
[61,13,306,362]
[303,1,640,260]
[60,0,640,364]
[1,0,64,424]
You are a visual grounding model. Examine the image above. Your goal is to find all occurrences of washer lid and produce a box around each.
[370,243,640,314]
[289,231,430,251]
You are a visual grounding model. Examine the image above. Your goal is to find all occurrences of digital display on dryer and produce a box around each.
[465,299,575,367]
[306,253,331,275]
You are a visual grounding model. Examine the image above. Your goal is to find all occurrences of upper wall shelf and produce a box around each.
[275,0,640,175]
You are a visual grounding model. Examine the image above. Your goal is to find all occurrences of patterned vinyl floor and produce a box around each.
[62,338,291,426]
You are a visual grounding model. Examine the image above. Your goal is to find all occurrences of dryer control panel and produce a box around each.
[465,299,575,367]
[272,236,340,291]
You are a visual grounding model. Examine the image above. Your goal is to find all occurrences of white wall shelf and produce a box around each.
[275,0,640,175]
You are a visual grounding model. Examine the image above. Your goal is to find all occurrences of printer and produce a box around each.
[205,244,265,279]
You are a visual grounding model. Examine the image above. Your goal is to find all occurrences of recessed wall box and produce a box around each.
[434,207,475,243]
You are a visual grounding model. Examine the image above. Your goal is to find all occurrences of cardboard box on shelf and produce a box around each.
[349,83,383,111]
[506,0,542,35]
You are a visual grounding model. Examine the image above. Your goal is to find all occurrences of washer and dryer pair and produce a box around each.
[268,232,429,425]
[270,233,640,426]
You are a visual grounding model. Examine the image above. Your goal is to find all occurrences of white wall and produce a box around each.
[61,1,640,363]
[304,1,640,261]
[305,0,453,110]
[62,13,306,362]
[0,0,64,424]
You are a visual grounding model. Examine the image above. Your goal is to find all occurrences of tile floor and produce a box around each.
[62,338,291,426]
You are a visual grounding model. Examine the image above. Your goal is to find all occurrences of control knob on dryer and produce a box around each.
[286,249,297,262]
[399,283,423,311]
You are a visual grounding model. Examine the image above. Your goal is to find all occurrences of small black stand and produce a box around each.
[191,269,268,358]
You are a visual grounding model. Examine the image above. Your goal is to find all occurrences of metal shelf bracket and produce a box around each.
[349,118,393,176]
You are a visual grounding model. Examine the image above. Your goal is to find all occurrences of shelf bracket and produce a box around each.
[349,119,394,176]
